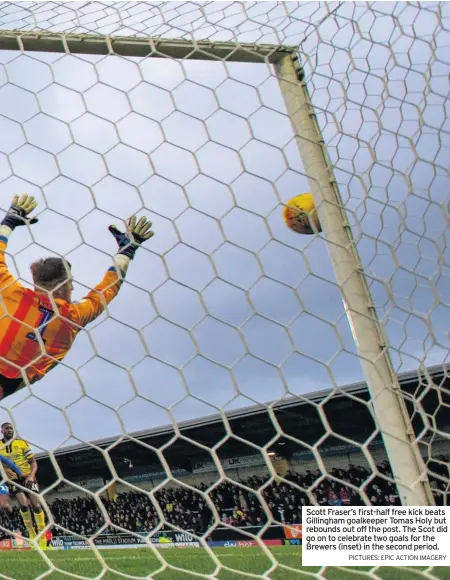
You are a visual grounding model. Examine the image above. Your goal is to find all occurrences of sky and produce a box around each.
[0,1,447,455]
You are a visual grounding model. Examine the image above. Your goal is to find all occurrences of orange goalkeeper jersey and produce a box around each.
[0,235,124,384]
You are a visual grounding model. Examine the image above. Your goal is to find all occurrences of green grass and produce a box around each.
[0,547,449,580]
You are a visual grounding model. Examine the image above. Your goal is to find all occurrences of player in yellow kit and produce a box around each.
[0,195,154,399]
[0,422,46,548]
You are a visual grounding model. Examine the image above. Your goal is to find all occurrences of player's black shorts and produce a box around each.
[8,478,39,496]
[0,375,23,399]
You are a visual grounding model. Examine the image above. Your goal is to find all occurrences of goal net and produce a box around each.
[0,1,448,578]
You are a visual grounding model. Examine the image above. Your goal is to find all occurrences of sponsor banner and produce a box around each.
[0,538,31,551]
[237,541,257,547]
[76,478,104,491]
[222,541,239,548]
[12,536,31,550]
[52,532,199,550]
[60,542,200,551]
[0,539,12,550]
[52,535,284,551]
[159,542,200,549]
[66,441,388,491]
[199,446,388,476]
[74,477,105,491]
[123,472,158,484]
[51,537,89,550]
[208,541,229,547]
[284,524,302,540]
[58,477,104,492]
[77,453,279,484]
[193,455,263,475]
[291,440,383,460]
[124,468,186,484]
[208,539,283,548]
[284,539,301,546]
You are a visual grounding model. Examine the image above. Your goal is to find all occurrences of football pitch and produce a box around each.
[1,547,449,580]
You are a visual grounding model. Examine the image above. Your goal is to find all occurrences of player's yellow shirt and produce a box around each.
[0,438,33,479]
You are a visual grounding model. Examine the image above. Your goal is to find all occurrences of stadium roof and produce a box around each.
[35,364,449,488]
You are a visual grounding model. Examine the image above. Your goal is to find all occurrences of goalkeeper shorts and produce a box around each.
[0,375,23,400]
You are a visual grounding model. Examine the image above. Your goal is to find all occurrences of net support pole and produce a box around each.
[274,53,434,506]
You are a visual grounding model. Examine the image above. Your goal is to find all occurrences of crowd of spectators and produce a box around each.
[0,460,447,539]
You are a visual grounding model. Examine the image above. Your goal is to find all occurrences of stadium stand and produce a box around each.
[0,365,448,540]
[1,460,448,540]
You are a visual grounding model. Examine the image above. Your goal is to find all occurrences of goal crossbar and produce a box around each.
[0,29,296,62]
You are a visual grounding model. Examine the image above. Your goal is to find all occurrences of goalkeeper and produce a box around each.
[0,195,154,399]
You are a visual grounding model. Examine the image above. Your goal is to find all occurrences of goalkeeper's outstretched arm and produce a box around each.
[0,198,153,392]
[0,454,22,478]
[71,216,154,328]
[0,195,39,291]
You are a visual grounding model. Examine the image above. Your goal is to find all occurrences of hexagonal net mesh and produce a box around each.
[0,1,448,578]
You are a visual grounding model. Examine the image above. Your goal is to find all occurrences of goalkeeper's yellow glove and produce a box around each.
[108,216,154,259]
[1,195,38,230]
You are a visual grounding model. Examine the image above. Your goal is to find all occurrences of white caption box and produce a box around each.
[302,506,450,567]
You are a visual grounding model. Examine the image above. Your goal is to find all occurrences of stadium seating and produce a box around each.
[0,462,447,539]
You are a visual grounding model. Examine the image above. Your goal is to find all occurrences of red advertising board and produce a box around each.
[283,525,302,540]
[0,539,12,550]
[263,539,283,546]
[0,536,31,550]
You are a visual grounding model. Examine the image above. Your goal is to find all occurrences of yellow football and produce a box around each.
[283,193,322,235]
